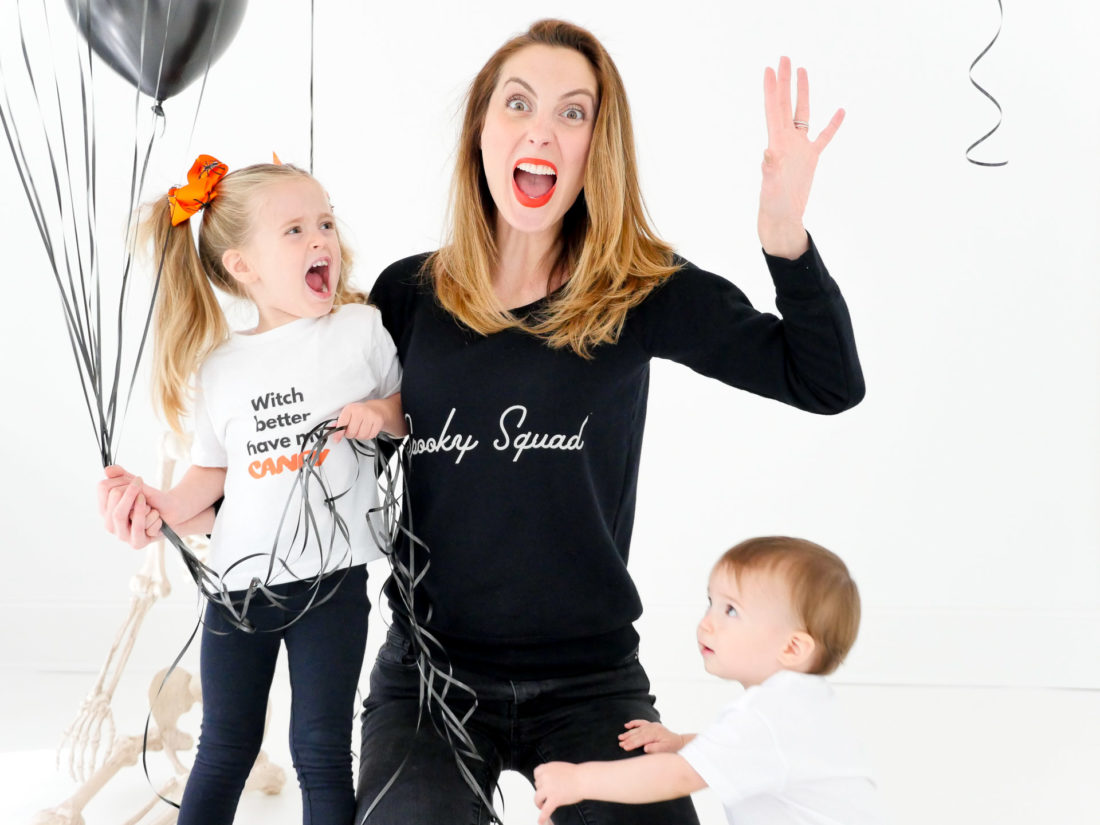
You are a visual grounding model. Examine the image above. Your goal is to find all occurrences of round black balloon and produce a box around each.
[65,0,248,101]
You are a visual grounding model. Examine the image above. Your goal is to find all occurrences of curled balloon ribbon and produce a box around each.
[167,154,228,225]
[966,0,1007,167]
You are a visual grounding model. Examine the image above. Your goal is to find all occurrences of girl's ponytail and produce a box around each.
[141,195,229,433]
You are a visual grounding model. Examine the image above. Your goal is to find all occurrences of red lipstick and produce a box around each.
[512,157,558,208]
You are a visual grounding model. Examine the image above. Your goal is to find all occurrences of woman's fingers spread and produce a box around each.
[814,107,846,151]
[795,66,810,125]
[763,66,781,141]
[777,56,793,123]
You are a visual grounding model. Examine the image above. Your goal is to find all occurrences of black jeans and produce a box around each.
[179,565,369,825]
[355,628,700,825]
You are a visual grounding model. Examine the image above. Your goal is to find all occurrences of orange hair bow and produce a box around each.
[167,154,228,226]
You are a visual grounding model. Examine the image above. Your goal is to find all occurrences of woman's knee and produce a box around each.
[356,699,501,824]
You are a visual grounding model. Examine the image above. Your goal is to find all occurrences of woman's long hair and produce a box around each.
[428,19,679,357]
[141,163,363,432]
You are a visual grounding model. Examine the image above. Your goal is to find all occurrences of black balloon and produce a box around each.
[65,0,248,101]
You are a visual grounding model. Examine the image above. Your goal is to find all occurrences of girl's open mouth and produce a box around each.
[305,258,331,296]
[512,158,557,208]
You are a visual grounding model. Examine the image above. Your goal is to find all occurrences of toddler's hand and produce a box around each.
[333,400,386,444]
[533,762,582,825]
[618,720,684,753]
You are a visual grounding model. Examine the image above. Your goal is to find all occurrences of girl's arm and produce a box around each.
[533,754,707,824]
[119,496,216,545]
[158,465,226,524]
[333,392,407,442]
[161,506,216,538]
[99,464,225,548]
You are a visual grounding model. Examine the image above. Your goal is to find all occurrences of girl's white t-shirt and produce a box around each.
[679,670,881,825]
[191,303,402,591]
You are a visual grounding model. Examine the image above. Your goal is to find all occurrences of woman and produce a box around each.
[100,16,860,825]
[357,18,861,825]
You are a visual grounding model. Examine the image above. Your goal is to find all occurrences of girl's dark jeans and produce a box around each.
[355,627,700,825]
[179,564,369,825]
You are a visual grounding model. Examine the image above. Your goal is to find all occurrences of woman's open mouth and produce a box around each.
[305,257,331,297]
[512,158,557,208]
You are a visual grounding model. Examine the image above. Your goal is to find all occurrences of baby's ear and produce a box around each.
[222,248,255,284]
[778,631,817,672]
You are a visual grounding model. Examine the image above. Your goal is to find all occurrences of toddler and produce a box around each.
[534,536,881,825]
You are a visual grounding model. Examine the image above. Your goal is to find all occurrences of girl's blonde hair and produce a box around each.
[141,162,363,432]
[428,18,679,357]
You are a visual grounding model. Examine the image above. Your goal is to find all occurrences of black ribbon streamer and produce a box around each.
[0,0,230,467]
[309,0,314,174]
[359,433,504,824]
[142,426,501,821]
[966,0,1008,167]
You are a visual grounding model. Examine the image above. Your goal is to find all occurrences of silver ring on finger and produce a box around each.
[793,120,809,130]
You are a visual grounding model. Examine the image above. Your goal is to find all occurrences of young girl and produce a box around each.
[99,155,405,824]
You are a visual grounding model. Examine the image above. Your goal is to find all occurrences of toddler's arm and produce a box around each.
[333,392,407,442]
[533,754,706,824]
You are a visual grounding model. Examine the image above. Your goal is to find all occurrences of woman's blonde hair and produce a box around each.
[428,18,679,357]
[141,162,363,432]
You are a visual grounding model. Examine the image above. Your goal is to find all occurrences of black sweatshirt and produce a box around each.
[369,239,864,679]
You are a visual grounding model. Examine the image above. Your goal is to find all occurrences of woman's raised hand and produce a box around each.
[758,56,845,259]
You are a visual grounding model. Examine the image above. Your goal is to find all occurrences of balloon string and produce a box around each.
[110,105,162,462]
[150,0,172,104]
[71,0,102,418]
[966,0,1007,167]
[310,0,315,174]
[358,437,504,823]
[187,0,228,151]
[140,616,202,810]
[6,0,115,464]
[40,0,95,385]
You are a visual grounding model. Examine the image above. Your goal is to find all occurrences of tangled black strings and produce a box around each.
[146,425,499,820]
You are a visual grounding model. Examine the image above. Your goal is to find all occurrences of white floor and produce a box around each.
[2,663,1097,825]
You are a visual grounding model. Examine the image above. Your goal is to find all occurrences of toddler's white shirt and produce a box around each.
[679,670,881,825]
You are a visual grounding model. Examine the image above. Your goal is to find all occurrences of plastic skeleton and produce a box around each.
[37,432,285,824]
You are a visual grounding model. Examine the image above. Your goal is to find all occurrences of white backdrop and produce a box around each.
[0,0,1097,805]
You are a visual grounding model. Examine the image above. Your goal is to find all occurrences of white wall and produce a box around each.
[0,0,1097,818]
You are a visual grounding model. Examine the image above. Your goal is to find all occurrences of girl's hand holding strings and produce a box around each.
[618,720,686,754]
[332,399,390,443]
[98,466,165,548]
